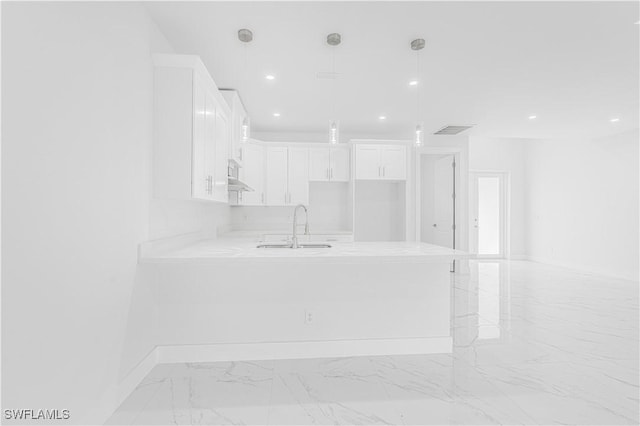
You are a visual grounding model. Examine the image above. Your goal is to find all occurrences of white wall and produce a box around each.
[2,3,229,424]
[525,130,639,280]
[469,137,528,257]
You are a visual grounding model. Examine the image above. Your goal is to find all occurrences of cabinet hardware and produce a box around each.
[378,166,381,177]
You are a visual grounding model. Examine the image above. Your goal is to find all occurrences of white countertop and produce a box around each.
[139,238,470,265]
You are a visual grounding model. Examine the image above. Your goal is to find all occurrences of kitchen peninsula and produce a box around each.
[139,236,470,363]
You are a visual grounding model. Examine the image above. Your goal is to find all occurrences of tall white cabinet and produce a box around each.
[153,54,229,203]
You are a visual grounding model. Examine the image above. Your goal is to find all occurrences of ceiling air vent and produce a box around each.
[434,125,474,135]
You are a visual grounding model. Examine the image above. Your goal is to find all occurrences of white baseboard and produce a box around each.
[97,348,158,425]
[509,254,529,260]
[116,348,158,403]
[156,337,453,364]
[525,256,638,281]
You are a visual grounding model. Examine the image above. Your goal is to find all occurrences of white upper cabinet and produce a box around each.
[354,145,382,180]
[309,147,350,182]
[309,148,331,181]
[288,147,309,204]
[265,146,309,206]
[354,144,407,180]
[380,145,406,180]
[220,90,247,165]
[329,147,350,181]
[238,143,265,205]
[265,147,288,205]
[153,54,230,203]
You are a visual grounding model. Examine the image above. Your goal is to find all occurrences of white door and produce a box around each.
[288,147,309,205]
[330,147,350,181]
[431,156,455,247]
[355,145,381,179]
[265,147,288,205]
[240,144,264,205]
[309,148,330,181]
[381,145,407,180]
[191,75,208,200]
[470,173,506,257]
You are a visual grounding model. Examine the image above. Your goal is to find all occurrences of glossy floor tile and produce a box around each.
[106,261,639,425]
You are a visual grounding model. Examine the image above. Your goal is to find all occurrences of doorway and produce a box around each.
[470,172,509,258]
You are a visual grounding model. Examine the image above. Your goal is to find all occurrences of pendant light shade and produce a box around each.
[241,117,250,143]
[415,123,424,147]
[329,120,339,145]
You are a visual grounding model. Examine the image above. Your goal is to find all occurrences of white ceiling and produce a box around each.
[146,1,639,140]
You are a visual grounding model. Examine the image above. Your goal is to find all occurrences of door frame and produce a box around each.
[469,171,510,259]
[414,147,464,249]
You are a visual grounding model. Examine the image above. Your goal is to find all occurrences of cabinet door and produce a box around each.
[288,147,309,205]
[234,103,247,162]
[309,148,330,181]
[212,105,229,202]
[355,145,381,180]
[381,145,407,180]
[329,147,350,181]
[265,147,288,205]
[239,144,264,205]
[192,74,209,199]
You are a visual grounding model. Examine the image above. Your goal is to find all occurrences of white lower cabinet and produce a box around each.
[355,144,407,180]
[309,147,350,182]
[265,147,309,205]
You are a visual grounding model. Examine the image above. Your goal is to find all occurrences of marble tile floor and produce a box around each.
[107,261,639,425]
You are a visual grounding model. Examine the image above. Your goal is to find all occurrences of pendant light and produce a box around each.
[327,33,341,144]
[238,29,252,143]
[411,38,425,147]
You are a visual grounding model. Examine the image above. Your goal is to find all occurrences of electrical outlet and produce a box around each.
[304,309,313,325]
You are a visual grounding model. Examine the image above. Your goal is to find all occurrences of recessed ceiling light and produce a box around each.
[273,112,281,117]
[528,115,537,120]
[378,115,387,120]
[265,74,275,80]
[610,117,620,122]
[409,80,418,86]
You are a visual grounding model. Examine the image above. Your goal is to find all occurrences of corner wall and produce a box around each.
[1,3,229,424]
[525,130,639,280]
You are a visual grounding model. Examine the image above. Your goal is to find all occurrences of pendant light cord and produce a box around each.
[416,48,420,124]
[332,46,336,122]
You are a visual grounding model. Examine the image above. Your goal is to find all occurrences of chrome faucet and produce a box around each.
[292,204,310,249]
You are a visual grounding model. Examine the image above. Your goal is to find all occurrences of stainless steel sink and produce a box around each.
[256,243,291,249]
[256,243,331,249]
